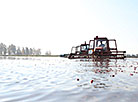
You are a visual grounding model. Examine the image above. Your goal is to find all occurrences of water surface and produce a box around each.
[0,56,138,102]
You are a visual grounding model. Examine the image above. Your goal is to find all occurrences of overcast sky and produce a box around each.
[0,0,138,54]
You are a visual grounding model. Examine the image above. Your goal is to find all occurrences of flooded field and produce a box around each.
[0,56,138,102]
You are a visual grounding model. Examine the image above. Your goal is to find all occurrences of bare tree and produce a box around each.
[3,44,7,55]
[29,48,33,55]
[8,44,16,55]
[0,43,7,55]
[36,49,41,55]
[45,51,51,55]
[25,47,29,55]
[22,47,25,55]
[16,47,22,55]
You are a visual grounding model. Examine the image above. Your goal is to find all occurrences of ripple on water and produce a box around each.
[0,57,138,102]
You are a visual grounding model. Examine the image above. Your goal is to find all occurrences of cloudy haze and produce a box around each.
[0,0,138,54]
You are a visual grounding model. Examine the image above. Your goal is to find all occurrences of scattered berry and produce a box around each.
[130,74,133,76]
[77,78,79,81]
[91,80,93,83]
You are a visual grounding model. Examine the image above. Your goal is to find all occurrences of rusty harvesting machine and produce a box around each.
[68,36,126,59]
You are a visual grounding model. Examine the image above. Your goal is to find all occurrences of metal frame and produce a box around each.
[68,36,126,59]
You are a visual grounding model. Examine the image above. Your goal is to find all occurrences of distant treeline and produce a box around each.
[0,43,41,55]
[126,54,138,58]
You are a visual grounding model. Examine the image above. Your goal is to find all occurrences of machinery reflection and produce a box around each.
[76,59,138,89]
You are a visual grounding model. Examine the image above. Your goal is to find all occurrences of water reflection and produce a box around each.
[75,58,138,90]
[0,57,138,102]
[0,56,40,60]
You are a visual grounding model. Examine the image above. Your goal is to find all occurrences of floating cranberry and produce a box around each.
[91,80,93,83]
[110,75,115,77]
[130,74,133,76]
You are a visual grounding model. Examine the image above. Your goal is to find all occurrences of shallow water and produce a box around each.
[0,56,138,102]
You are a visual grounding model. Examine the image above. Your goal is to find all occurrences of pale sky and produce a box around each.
[0,0,138,55]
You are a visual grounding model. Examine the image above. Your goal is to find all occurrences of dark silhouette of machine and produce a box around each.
[68,36,126,59]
